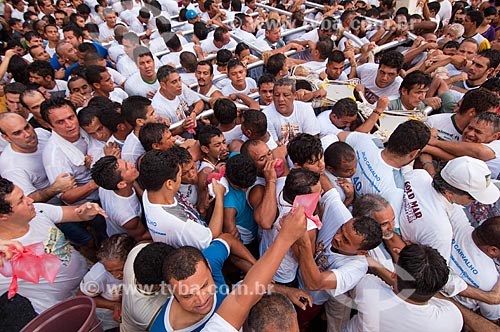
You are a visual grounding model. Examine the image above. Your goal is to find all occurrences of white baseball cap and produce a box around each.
[441,156,500,205]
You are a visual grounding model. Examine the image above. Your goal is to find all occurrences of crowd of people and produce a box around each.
[0,0,500,331]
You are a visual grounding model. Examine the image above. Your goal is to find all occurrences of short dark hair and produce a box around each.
[198,125,223,148]
[85,65,107,86]
[91,156,122,190]
[98,108,125,133]
[227,58,245,73]
[266,53,286,77]
[283,168,320,204]
[481,77,500,92]
[169,146,192,165]
[386,120,430,156]
[443,40,460,50]
[315,37,334,60]
[258,73,276,88]
[139,122,170,152]
[399,71,431,93]
[193,21,209,40]
[396,244,449,303]
[320,16,337,31]
[214,98,237,124]
[157,64,178,83]
[246,293,296,332]
[164,32,181,50]
[134,242,175,285]
[474,216,500,248]
[478,49,500,70]
[352,216,382,250]
[242,109,267,137]
[379,50,404,72]
[235,42,250,57]
[77,105,100,127]
[324,141,355,170]
[40,97,76,125]
[331,98,358,118]
[226,153,257,188]
[138,150,180,191]
[328,50,346,64]
[214,26,229,42]
[156,16,172,34]
[197,60,214,75]
[163,246,209,283]
[0,178,15,214]
[133,45,153,63]
[467,10,484,28]
[216,49,232,66]
[180,51,197,72]
[77,41,98,53]
[26,60,55,80]
[121,95,152,127]
[458,88,500,115]
[4,82,26,96]
[287,133,323,167]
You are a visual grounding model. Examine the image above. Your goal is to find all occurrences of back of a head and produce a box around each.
[386,120,430,156]
[458,88,500,115]
[331,97,358,118]
[139,122,169,152]
[287,133,323,167]
[396,244,449,303]
[242,109,267,137]
[163,246,208,283]
[265,53,286,77]
[324,141,355,170]
[478,49,500,70]
[121,95,151,127]
[283,168,319,204]
[138,149,180,192]
[180,51,197,72]
[134,242,174,285]
[245,293,297,332]
[475,216,500,248]
[156,16,171,34]
[226,153,257,189]
[214,98,237,125]
[351,193,389,219]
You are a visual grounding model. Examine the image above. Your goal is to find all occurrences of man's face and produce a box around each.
[162,72,183,97]
[116,158,140,184]
[75,15,86,28]
[301,154,325,175]
[259,82,274,106]
[265,27,281,44]
[220,32,231,46]
[47,105,80,142]
[1,116,38,151]
[464,15,476,34]
[206,135,228,161]
[181,160,198,184]
[98,71,115,93]
[228,65,246,87]
[55,13,66,27]
[104,12,117,27]
[5,93,23,115]
[331,218,366,256]
[169,261,216,316]
[375,64,399,88]
[195,64,213,87]
[41,0,54,14]
[273,84,295,115]
[467,55,491,81]
[371,205,395,240]
[64,31,82,49]
[326,61,344,80]
[68,78,92,97]
[27,36,44,48]
[21,91,45,119]
[330,157,357,178]
[143,105,158,125]
[44,26,60,42]
[330,113,357,129]
[463,119,500,143]
[31,46,51,61]
[59,43,79,63]
[401,84,428,109]
[82,117,112,142]
[247,141,273,174]
[155,129,176,150]
[28,72,51,88]
[243,16,255,33]
[137,55,155,79]
[457,41,478,61]
[3,185,36,224]
[319,28,334,39]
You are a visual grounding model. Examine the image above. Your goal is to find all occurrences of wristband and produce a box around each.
[422,161,433,168]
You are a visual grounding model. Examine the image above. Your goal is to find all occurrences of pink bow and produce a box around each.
[0,242,61,299]
[207,166,226,185]
[292,192,322,229]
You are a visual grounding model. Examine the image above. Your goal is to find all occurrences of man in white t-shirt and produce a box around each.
[98,8,117,42]
[344,244,463,332]
[400,156,500,262]
[355,50,404,104]
[221,59,257,96]
[293,17,336,62]
[0,113,75,203]
[263,78,320,145]
[426,87,499,142]
[198,26,237,57]
[338,120,431,229]
[0,178,105,313]
[151,65,204,136]
[121,96,160,164]
[138,149,226,250]
[124,47,160,98]
[91,156,151,240]
[26,60,68,98]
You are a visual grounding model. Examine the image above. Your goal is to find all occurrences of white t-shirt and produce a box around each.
[221,125,243,145]
[109,67,126,86]
[0,128,51,195]
[356,63,402,103]
[259,192,318,283]
[200,38,237,54]
[47,80,68,98]
[200,313,238,332]
[122,132,145,165]
[142,191,212,250]
[346,132,405,228]
[484,140,500,180]
[121,243,170,332]
[98,23,115,41]
[399,169,457,262]
[0,203,88,313]
[151,86,201,123]
[80,262,121,301]
[117,55,139,78]
[109,87,129,103]
[450,214,500,320]
[99,187,142,237]
[426,113,462,142]
[344,274,463,332]
[317,111,342,138]
[221,77,257,96]
[124,72,160,97]
[263,101,320,145]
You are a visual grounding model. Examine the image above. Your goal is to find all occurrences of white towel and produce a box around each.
[49,129,91,167]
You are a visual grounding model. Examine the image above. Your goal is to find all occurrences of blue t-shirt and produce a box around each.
[224,183,257,245]
[149,239,230,332]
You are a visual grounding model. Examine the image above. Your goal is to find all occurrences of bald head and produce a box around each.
[0,112,38,153]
